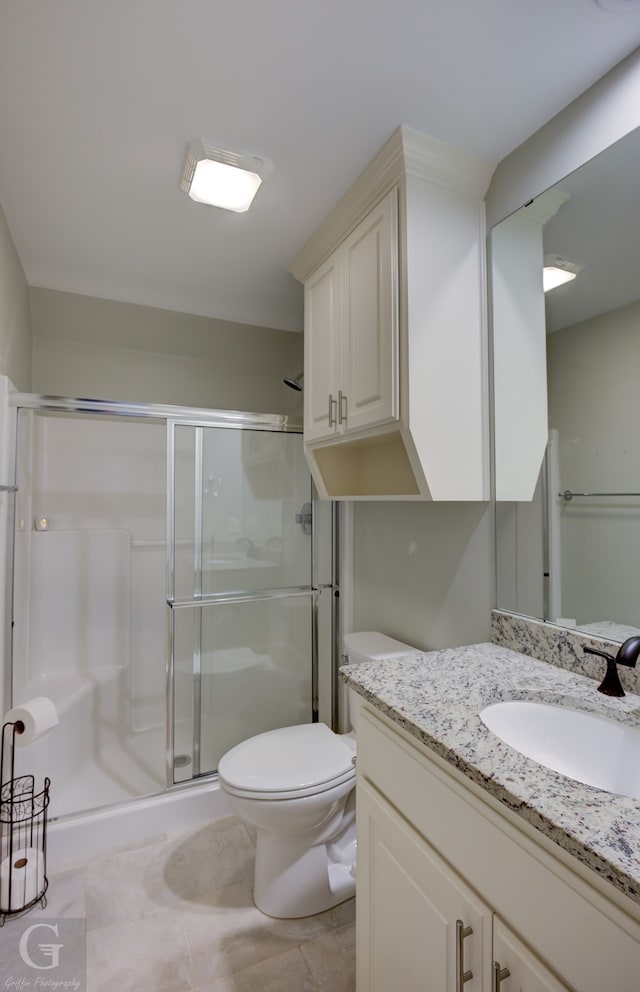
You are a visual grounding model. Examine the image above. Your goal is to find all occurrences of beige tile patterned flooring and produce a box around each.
[0,816,356,992]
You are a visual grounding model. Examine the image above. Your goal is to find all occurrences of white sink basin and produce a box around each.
[480,700,640,799]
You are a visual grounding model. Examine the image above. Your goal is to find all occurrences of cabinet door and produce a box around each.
[342,188,399,435]
[492,919,574,992]
[357,780,492,992]
[304,249,342,443]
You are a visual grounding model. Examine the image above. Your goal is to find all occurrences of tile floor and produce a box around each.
[0,816,356,991]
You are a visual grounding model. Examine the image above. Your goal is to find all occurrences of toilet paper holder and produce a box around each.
[0,720,50,923]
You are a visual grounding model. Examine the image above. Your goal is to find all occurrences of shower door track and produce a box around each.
[10,393,302,432]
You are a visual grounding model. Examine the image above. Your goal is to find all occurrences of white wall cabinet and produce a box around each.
[291,126,495,500]
[304,189,398,446]
[304,248,341,443]
[356,702,640,992]
[491,189,567,502]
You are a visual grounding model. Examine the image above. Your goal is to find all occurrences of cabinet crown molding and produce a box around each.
[290,125,495,283]
[516,187,570,227]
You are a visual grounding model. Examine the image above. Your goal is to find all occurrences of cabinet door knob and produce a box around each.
[492,961,511,991]
[455,919,473,990]
[328,394,337,428]
[338,390,347,425]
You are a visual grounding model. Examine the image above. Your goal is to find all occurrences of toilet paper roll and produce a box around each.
[0,847,45,911]
[4,697,59,746]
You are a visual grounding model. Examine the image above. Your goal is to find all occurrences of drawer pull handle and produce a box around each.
[328,394,337,428]
[492,961,511,991]
[455,920,473,990]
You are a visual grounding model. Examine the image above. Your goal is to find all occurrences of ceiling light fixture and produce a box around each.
[179,139,269,212]
[543,255,582,293]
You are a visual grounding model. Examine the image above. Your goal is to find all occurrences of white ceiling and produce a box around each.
[0,1,639,333]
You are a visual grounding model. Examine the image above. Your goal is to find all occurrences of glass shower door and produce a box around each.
[169,422,315,782]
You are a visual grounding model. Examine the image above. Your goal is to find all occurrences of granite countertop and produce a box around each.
[340,642,640,906]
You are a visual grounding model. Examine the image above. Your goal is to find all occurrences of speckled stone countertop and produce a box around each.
[340,642,640,906]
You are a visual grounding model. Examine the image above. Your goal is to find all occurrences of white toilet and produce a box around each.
[218,631,420,918]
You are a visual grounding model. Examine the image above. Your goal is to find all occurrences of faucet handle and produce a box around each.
[583,637,640,697]
[615,635,640,669]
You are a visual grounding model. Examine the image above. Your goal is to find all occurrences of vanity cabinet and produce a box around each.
[358,781,571,992]
[492,919,572,992]
[356,702,640,992]
[357,780,493,991]
[304,189,398,445]
[291,126,495,500]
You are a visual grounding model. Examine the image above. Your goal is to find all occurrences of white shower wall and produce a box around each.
[12,411,167,815]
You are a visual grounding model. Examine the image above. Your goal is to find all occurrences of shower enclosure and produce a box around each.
[6,395,334,823]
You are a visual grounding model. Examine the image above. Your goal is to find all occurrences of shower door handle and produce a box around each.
[295,503,312,535]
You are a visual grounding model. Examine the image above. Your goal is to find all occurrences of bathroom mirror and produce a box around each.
[492,124,640,641]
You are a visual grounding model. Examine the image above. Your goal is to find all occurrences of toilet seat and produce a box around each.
[218,723,356,801]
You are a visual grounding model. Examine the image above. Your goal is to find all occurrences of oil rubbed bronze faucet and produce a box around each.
[583,636,640,697]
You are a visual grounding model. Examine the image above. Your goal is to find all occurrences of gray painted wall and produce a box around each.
[0,199,31,389]
[30,287,303,416]
[548,300,640,626]
[352,502,493,650]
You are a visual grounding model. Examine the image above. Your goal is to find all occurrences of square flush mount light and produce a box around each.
[543,255,582,293]
[180,139,270,212]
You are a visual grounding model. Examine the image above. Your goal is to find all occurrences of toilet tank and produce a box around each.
[342,631,421,732]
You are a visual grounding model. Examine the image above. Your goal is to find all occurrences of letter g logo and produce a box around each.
[18,923,63,970]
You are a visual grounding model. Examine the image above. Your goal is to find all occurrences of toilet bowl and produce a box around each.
[218,632,420,918]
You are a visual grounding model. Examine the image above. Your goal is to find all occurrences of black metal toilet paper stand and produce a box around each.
[0,720,50,925]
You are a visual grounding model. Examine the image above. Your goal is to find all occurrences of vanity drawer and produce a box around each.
[357,702,640,992]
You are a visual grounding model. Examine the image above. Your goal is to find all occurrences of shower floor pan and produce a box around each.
[12,669,183,820]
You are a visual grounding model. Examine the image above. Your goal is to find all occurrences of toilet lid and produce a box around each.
[218,723,355,796]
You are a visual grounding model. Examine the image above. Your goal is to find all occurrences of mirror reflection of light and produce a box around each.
[543,254,581,292]
[543,265,577,292]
